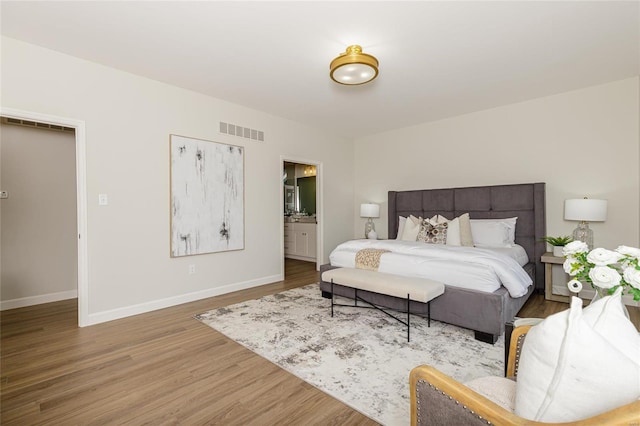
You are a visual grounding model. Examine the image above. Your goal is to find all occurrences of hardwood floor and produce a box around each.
[2,259,638,425]
[2,260,374,425]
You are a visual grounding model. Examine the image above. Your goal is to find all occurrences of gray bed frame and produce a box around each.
[320,182,546,344]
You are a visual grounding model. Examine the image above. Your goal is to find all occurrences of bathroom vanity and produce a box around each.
[284,217,317,261]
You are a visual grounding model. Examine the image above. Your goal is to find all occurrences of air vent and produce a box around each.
[219,121,264,141]
[1,117,74,133]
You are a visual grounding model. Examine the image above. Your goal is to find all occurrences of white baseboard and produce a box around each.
[0,290,78,311]
[284,254,317,262]
[83,274,282,327]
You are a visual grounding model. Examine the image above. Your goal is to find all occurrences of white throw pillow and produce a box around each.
[446,213,473,246]
[408,215,422,226]
[582,288,639,363]
[514,296,640,422]
[470,217,517,247]
[397,215,421,240]
[400,216,421,241]
[446,217,461,246]
[458,213,474,247]
[428,214,449,225]
[396,216,406,240]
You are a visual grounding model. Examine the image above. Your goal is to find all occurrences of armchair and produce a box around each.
[410,324,640,425]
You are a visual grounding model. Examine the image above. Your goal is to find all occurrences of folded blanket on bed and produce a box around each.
[330,240,533,297]
[355,248,391,271]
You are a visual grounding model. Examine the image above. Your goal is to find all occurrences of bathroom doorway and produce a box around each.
[282,159,321,277]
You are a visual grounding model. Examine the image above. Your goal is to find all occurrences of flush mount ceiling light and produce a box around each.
[330,45,379,85]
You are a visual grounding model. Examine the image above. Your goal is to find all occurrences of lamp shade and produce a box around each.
[564,199,607,222]
[360,203,380,218]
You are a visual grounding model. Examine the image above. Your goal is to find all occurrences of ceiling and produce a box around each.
[2,1,639,139]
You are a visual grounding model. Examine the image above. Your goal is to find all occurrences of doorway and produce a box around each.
[0,107,88,326]
[282,159,321,277]
[1,119,77,312]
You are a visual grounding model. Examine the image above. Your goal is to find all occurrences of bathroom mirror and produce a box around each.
[283,162,316,216]
[297,176,316,215]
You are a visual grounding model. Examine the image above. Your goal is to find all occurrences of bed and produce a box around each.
[320,182,546,343]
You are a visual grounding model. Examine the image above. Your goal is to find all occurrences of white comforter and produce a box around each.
[329,240,533,297]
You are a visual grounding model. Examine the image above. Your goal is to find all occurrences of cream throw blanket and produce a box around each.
[355,248,391,271]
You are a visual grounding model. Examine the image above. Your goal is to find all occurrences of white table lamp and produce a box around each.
[564,198,607,249]
[360,203,380,239]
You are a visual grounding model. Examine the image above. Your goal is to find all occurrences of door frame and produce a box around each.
[1,107,89,326]
[280,156,323,274]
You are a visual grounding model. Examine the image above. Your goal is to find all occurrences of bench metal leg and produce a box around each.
[328,287,428,343]
[407,293,410,342]
[330,279,334,317]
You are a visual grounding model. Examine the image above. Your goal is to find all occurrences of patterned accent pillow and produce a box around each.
[417,220,448,244]
[427,222,448,244]
[416,220,431,242]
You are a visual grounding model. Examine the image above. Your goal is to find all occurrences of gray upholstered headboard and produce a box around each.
[388,183,546,292]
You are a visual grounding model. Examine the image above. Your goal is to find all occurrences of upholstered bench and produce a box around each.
[321,268,445,342]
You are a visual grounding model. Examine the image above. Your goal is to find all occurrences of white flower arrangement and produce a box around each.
[563,241,640,300]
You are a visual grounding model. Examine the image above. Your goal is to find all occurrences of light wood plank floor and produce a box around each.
[2,259,638,425]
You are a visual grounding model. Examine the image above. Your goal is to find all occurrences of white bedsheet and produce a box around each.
[329,240,532,297]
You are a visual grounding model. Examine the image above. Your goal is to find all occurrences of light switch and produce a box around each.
[98,194,108,206]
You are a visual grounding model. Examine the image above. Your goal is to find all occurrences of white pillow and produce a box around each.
[409,214,421,225]
[396,215,421,240]
[459,213,474,247]
[400,216,421,241]
[446,217,461,246]
[582,288,639,363]
[428,214,449,225]
[396,216,406,240]
[514,296,640,422]
[470,217,517,247]
[445,213,474,246]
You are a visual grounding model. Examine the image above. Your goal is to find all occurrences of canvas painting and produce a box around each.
[170,135,244,256]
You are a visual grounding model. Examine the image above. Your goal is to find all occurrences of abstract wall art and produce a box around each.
[170,134,244,257]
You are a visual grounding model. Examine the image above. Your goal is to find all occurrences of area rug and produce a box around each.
[195,283,504,425]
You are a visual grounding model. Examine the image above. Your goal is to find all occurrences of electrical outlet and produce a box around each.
[188,264,196,274]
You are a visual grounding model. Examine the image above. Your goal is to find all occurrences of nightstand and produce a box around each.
[541,252,570,303]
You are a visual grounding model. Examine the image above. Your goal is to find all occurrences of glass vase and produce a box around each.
[590,286,630,319]
[590,286,607,304]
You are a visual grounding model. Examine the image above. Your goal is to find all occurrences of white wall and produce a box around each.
[0,124,78,306]
[4,34,637,322]
[1,37,355,323]
[353,77,640,250]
